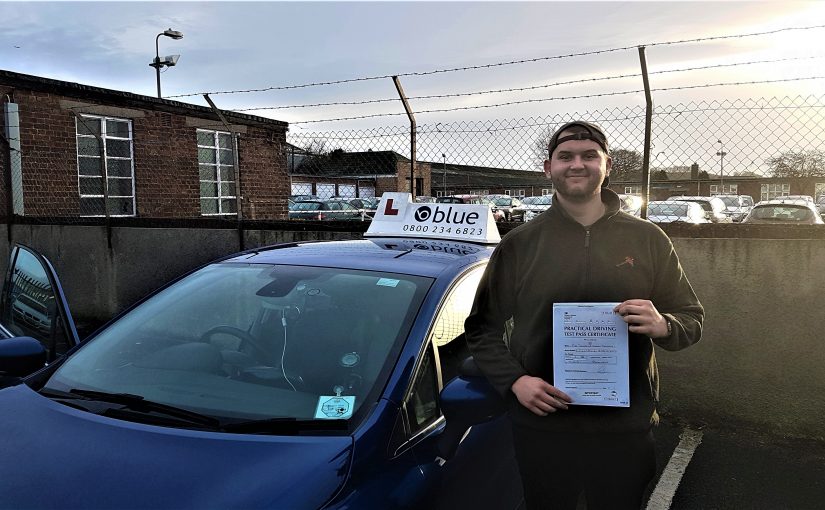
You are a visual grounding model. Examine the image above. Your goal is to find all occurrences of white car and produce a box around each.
[742,200,824,225]
[512,195,553,222]
[646,201,710,224]
[715,194,754,222]
[669,196,730,223]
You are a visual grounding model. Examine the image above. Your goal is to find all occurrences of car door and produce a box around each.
[0,244,79,364]
[394,266,523,510]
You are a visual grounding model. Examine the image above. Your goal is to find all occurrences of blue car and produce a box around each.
[0,194,523,509]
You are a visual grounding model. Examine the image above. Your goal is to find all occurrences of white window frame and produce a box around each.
[504,190,511,196]
[710,184,738,195]
[761,183,790,201]
[515,189,526,198]
[76,114,136,217]
[541,188,553,196]
[624,185,641,195]
[198,129,237,216]
[291,182,312,196]
[815,182,825,200]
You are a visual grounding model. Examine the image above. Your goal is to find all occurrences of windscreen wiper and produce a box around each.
[40,387,221,430]
[221,417,348,435]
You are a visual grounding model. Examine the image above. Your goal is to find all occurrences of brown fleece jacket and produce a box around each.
[465,188,704,433]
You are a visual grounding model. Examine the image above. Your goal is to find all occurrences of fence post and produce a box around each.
[0,132,12,244]
[71,112,112,249]
[203,94,244,251]
[638,46,653,219]
[392,76,417,199]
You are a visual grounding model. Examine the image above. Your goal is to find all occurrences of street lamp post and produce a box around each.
[716,139,727,195]
[442,153,447,197]
[149,28,183,98]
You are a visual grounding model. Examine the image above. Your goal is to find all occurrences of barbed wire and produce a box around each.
[290,75,825,124]
[167,24,825,99]
[230,55,825,112]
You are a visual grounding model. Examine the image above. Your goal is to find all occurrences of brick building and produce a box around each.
[1,69,289,220]
[288,149,431,199]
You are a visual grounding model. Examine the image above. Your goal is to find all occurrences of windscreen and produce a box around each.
[45,263,432,423]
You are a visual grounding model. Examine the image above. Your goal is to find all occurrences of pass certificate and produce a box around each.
[552,303,630,407]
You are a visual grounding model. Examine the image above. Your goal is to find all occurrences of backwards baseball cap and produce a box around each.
[547,121,609,158]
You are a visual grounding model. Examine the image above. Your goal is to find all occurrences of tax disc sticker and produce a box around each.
[376,278,400,288]
[314,396,356,419]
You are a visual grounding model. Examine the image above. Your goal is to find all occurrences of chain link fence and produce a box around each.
[2,93,825,222]
[288,94,825,205]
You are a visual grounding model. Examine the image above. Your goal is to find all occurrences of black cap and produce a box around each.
[547,121,609,158]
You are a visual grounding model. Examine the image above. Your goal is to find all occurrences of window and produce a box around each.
[338,184,356,199]
[358,184,375,198]
[197,129,236,216]
[711,184,738,195]
[316,183,335,199]
[541,188,553,196]
[624,185,641,195]
[405,266,486,436]
[291,182,312,196]
[76,115,135,216]
[504,190,511,196]
[430,268,484,386]
[436,190,446,198]
[515,189,526,198]
[761,183,790,201]
[815,183,825,200]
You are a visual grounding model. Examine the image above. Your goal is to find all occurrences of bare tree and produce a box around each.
[610,149,643,183]
[766,149,825,178]
[531,126,554,170]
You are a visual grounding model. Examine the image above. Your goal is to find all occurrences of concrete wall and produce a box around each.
[658,238,825,440]
[1,225,824,439]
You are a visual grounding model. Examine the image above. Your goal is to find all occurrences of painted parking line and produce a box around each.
[646,427,704,510]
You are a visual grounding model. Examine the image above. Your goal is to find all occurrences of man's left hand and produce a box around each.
[614,299,669,338]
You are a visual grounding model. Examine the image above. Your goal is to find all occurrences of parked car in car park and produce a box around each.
[816,195,825,215]
[741,199,825,225]
[327,197,380,219]
[646,201,711,224]
[512,195,553,222]
[0,195,523,510]
[288,199,364,221]
[715,194,754,222]
[669,196,730,223]
[618,194,643,217]
[485,194,523,221]
[781,195,816,205]
[435,195,505,222]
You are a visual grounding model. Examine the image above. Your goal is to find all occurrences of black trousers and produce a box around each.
[511,423,656,510]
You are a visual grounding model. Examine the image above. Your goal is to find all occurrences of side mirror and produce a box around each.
[437,357,506,462]
[0,336,47,378]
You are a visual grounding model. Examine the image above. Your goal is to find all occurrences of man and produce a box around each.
[465,121,704,510]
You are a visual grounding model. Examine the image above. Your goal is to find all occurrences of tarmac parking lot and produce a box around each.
[647,417,825,510]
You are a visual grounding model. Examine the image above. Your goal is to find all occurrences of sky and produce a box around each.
[2,1,825,169]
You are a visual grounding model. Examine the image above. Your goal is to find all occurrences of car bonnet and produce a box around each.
[0,384,352,510]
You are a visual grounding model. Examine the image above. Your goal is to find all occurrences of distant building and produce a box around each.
[0,69,289,220]
[288,149,431,198]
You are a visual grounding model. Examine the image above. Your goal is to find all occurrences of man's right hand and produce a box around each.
[511,375,572,416]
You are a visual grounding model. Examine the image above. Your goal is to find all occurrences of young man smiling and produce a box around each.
[465,121,704,509]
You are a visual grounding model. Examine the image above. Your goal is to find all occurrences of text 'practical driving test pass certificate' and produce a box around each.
[552,303,630,407]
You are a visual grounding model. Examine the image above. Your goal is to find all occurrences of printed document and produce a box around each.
[552,303,629,407]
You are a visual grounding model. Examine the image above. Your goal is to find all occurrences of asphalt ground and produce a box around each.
[646,417,825,510]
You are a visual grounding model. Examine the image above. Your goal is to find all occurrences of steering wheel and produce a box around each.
[200,325,269,360]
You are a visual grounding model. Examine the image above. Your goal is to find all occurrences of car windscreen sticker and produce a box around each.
[376,278,400,288]
[315,396,356,419]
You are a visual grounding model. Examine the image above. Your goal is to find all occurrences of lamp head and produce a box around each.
[162,28,184,40]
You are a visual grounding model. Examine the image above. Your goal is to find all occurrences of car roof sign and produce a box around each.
[365,193,501,244]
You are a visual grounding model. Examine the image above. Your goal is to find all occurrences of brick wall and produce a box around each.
[0,79,289,220]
